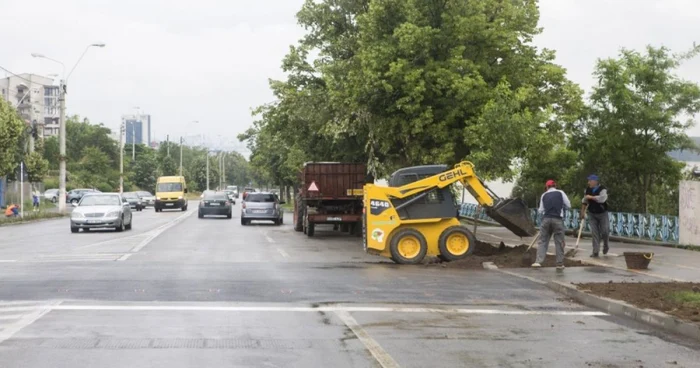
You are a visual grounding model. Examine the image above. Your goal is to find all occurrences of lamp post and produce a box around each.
[32,43,105,213]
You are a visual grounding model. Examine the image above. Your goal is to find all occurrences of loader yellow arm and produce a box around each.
[380,161,495,207]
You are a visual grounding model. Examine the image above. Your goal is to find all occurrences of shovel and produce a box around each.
[567,211,587,257]
[521,232,541,265]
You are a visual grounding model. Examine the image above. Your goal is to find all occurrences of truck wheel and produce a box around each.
[340,224,350,233]
[307,222,315,237]
[294,198,303,232]
[438,226,476,261]
[389,228,427,265]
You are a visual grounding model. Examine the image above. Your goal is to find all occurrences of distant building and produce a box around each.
[121,114,151,145]
[0,73,59,138]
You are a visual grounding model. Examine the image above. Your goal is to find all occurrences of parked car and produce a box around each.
[226,185,239,198]
[70,193,133,233]
[136,191,156,207]
[66,188,100,204]
[43,188,59,203]
[198,191,232,219]
[122,192,144,211]
[241,192,284,225]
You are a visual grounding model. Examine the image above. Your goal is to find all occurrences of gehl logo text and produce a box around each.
[439,168,467,182]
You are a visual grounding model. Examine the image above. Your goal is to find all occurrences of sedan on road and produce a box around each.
[43,188,59,203]
[70,193,133,233]
[66,188,100,204]
[136,191,156,207]
[198,192,232,219]
[122,192,144,211]
[241,192,284,225]
[223,190,237,205]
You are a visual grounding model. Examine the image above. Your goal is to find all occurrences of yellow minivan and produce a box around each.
[155,176,188,212]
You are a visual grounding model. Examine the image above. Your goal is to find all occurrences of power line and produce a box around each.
[0,66,56,87]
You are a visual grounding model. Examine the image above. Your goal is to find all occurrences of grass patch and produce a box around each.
[667,291,700,306]
[0,211,66,226]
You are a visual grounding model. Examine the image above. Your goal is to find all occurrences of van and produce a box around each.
[155,176,188,212]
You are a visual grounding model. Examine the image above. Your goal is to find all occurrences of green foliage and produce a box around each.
[24,151,49,183]
[43,136,59,169]
[0,99,25,176]
[243,0,582,185]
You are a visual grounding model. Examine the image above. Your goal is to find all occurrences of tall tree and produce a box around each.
[0,99,25,176]
[571,45,700,213]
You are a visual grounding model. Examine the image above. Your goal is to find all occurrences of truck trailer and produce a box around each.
[294,162,368,237]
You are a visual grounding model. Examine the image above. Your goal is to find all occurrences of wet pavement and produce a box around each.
[0,203,699,367]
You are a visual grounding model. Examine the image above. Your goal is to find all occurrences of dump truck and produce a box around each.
[363,161,536,264]
[294,162,368,237]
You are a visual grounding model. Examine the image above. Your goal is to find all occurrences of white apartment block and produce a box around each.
[0,73,60,138]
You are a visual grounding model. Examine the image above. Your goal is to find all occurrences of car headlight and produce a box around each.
[178,196,183,199]
[71,212,85,219]
[105,211,120,218]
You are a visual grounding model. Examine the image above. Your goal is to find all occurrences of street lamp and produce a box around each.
[179,121,199,176]
[32,43,105,214]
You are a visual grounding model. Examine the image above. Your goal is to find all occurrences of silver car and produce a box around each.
[70,193,133,233]
[241,192,284,225]
[136,191,156,207]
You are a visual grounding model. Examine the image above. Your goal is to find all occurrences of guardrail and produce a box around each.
[459,203,680,244]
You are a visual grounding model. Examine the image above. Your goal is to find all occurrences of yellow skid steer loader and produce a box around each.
[363,161,536,264]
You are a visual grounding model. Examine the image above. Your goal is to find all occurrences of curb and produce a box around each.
[0,215,67,227]
[547,280,700,341]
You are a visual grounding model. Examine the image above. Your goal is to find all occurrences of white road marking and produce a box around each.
[277,248,290,258]
[0,314,26,320]
[0,300,61,345]
[335,310,400,368]
[265,232,276,243]
[36,304,607,316]
[116,210,196,261]
[77,232,147,249]
[0,260,17,263]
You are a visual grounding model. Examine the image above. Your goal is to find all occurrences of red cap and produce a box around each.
[545,180,556,188]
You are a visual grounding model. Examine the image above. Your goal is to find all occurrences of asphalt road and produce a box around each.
[0,202,698,367]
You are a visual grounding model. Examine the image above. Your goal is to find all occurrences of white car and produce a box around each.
[70,193,133,233]
[44,188,59,203]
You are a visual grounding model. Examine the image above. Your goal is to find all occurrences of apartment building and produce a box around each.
[0,73,60,138]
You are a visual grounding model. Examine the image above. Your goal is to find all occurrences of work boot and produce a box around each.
[531,263,541,268]
[590,253,599,258]
[603,246,609,255]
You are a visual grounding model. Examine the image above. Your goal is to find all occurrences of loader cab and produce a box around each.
[388,165,458,220]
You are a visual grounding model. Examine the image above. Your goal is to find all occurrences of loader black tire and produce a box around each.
[294,197,304,232]
[307,222,315,237]
[438,226,476,261]
[389,228,427,265]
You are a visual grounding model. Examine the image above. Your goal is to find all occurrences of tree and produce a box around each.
[571,45,700,213]
[0,99,25,176]
[24,151,49,183]
[243,0,582,184]
[130,147,158,191]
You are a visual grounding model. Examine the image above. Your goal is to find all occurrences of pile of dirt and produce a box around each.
[578,282,700,323]
[429,240,584,269]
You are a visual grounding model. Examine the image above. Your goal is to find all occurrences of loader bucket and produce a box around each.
[485,198,537,237]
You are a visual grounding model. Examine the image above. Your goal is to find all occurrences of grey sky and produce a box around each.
[1,0,699,150]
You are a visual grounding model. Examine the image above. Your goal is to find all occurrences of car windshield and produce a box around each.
[79,195,121,206]
[245,194,275,203]
[137,191,153,197]
[157,183,182,192]
[204,193,228,200]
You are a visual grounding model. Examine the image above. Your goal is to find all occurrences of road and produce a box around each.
[0,202,698,367]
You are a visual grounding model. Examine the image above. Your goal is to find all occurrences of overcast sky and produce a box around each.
[1,0,699,152]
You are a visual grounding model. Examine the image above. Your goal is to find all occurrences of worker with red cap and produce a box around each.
[533,180,571,269]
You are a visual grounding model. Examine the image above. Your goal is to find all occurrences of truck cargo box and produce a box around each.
[299,162,367,200]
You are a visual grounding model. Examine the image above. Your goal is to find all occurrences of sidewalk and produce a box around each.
[474,226,700,282]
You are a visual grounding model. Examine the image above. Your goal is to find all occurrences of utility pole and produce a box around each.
[222,152,226,187]
[119,121,124,193]
[206,150,209,190]
[179,136,183,176]
[58,81,67,213]
[166,135,170,157]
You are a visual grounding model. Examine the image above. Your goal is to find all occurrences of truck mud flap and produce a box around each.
[485,198,537,237]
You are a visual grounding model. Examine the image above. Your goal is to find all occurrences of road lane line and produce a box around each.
[277,248,289,258]
[335,310,400,368]
[40,305,606,315]
[0,260,17,263]
[265,232,276,243]
[0,300,62,345]
[116,210,195,261]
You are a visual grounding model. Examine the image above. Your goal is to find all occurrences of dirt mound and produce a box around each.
[429,240,584,269]
[579,282,700,324]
